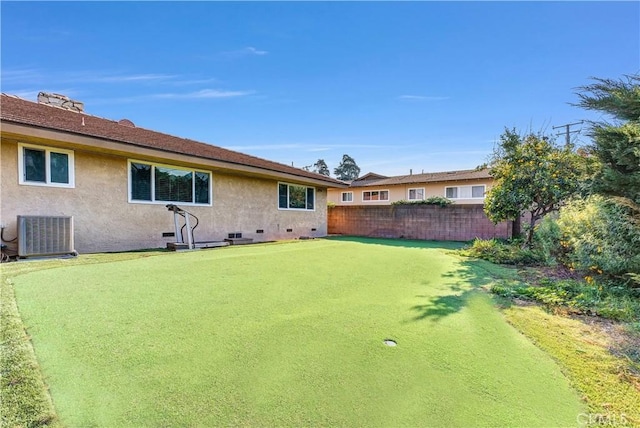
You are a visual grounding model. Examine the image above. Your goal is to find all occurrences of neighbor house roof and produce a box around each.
[348,168,491,187]
[0,94,346,187]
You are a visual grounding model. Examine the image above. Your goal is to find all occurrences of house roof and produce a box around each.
[0,93,346,187]
[357,172,389,181]
[348,168,491,187]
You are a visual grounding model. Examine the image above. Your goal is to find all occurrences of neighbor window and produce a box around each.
[129,160,211,205]
[445,185,485,199]
[341,192,353,202]
[18,143,74,188]
[408,188,425,200]
[362,190,389,201]
[278,182,315,210]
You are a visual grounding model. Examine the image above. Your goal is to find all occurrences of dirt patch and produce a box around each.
[516,265,583,285]
[571,314,640,393]
[576,316,640,364]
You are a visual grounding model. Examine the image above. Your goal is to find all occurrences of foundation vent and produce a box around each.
[18,216,77,257]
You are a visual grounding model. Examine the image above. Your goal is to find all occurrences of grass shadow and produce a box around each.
[411,292,471,322]
[409,259,514,322]
[325,236,515,323]
[324,236,521,323]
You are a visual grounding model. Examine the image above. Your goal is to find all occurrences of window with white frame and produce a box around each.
[19,143,75,188]
[278,182,315,210]
[341,192,353,202]
[129,160,211,205]
[408,188,425,200]
[362,190,389,201]
[445,185,485,199]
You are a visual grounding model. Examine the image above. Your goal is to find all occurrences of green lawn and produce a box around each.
[10,237,584,426]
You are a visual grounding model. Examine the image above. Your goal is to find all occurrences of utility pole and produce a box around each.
[552,121,583,147]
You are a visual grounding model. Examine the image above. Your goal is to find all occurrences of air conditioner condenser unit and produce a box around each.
[17,215,77,258]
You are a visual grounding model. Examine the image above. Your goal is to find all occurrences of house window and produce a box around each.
[341,192,353,202]
[362,190,389,201]
[472,185,485,198]
[129,160,211,205]
[408,188,425,200]
[445,185,485,199]
[18,143,74,188]
[278,182,315,210]
[445,187,457,199]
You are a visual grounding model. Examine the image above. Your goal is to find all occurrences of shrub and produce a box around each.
[556,195,640,281]
[533,213,564,266]
[462,238,544,266]
[490,277,640,322]
[391,196,452,207]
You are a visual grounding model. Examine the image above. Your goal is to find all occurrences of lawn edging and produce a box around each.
[1,272,58,427]
[1,251,167,427]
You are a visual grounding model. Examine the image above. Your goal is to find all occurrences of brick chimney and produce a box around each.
[37,92,84,112]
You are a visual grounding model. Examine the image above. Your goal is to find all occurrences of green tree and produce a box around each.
[334,154,360,181]
[575,75,640,205]
[484,128,583,246]
[313,159,331,176]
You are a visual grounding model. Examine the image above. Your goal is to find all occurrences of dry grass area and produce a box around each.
[501,299,640,426]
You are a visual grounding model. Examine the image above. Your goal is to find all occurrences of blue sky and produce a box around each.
[2,1,638,177]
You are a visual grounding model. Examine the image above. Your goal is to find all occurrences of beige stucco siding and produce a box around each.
[327,179,493,205]
[1,140,327,253]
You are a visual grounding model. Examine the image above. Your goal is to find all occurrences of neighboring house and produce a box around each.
[327,168,493,206]
[1,93,347,254]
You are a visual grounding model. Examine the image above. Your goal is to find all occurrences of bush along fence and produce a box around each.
[328,204,512,241]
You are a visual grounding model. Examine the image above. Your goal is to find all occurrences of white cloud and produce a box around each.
[152,89,253,99]
[1,68,45,85]
[323,143,418,150]
[85,88,253,105]
[171,77,219,86]
[77,72,226,88]
[428,150,491,156]
[397,95,450,101]
[225,141,419,155]
[19,28,72,43]
[245,46,268,56]
[212,46,270,60]
[88,73,176,83]
[1,68,221,88]
[225,143,304,151]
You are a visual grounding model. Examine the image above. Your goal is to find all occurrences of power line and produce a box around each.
[552,121,584,147]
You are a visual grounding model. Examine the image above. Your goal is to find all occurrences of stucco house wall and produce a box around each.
[327,178,493,206]
[1,140,328,253]
[0,93,341,255]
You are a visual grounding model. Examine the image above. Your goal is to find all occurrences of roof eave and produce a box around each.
[1,119,348,188]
